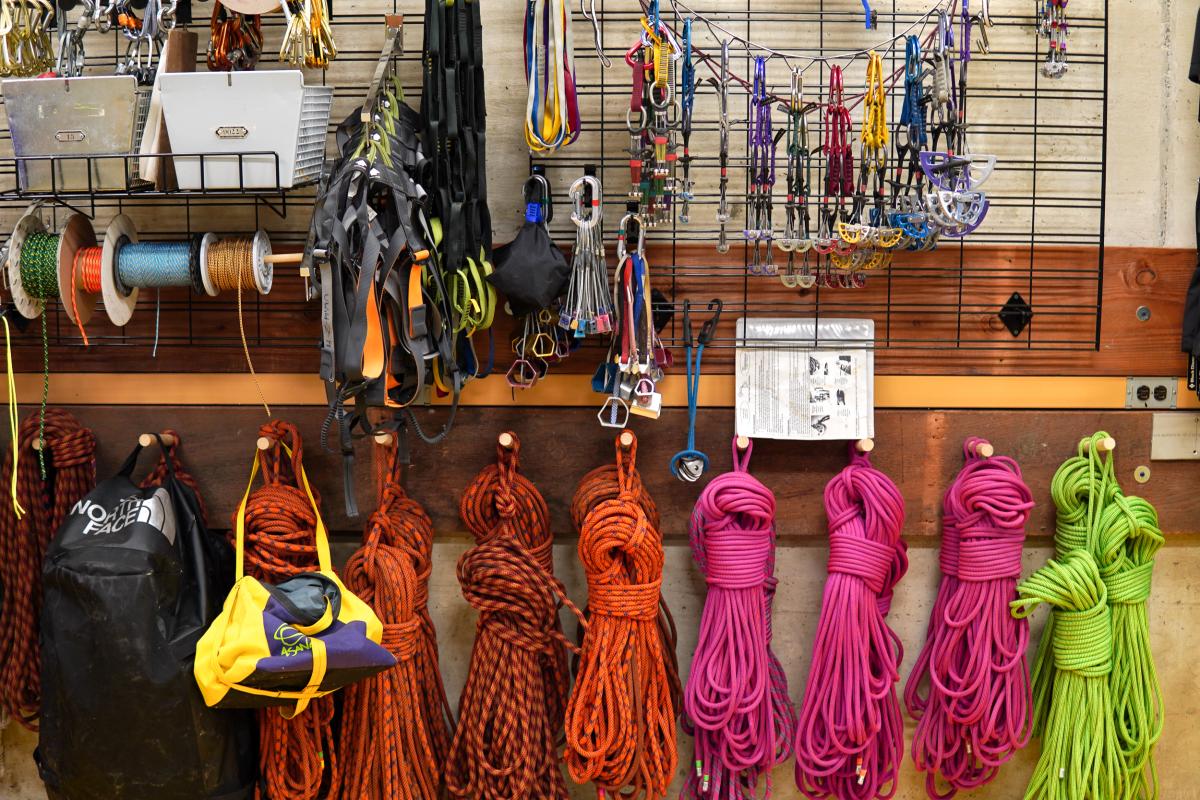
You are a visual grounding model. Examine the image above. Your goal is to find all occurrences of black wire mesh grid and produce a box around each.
[0,0,1106,368]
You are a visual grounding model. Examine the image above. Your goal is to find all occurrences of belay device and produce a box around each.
[37,435,255,800]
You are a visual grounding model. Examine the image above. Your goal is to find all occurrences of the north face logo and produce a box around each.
[71,488,176,545]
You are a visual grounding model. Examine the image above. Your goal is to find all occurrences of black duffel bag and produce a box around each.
[36,435,256,799]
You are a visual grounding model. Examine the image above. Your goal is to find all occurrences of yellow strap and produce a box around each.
[235,442,332,580]
[279,637,327,719]
[291,597,334,636]
[3,317,23,518]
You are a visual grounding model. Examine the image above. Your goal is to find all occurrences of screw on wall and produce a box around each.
[1136,305,1151,321]
[1134,465,1151,484]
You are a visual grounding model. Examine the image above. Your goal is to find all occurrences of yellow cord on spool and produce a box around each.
[207,237,271,417]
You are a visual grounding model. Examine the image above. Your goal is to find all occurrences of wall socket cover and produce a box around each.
[1125,378,1177,409]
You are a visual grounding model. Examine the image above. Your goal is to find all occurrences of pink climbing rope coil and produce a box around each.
[683,439,796,799]
[905,436,1035,798]
[794,445,907,800]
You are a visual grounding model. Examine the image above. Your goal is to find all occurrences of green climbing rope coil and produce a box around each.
[18,230,59,480]
[1014,431,1163,800]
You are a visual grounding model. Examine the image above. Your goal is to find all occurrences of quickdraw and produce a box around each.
[278,0,335,69]
[523,0,580,151]
[780,67,815,289]
[890,35,934,249]
[560,173,612,338]
[745,56,777,275]
[714,40,731,253]
[816,65,857,286]
[670,298,721,482]
[678,18,696,224]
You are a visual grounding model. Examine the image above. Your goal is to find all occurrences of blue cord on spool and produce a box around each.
[115,241,195,293]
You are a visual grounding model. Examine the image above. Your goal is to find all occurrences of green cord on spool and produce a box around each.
[18,231,59,480]
[1016,431,1163,800]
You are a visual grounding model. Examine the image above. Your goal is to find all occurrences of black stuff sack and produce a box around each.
[489,173,570,316]
[36,435,256,800]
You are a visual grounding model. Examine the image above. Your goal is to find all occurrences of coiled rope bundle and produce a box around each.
[447,432,582,800]
[906,437,1035,797]
[236,420,337,800]
[0,410,96,730]
[334,442,453,799]
[565,432,680,800]
[1016,432,1162,800]
[683,439,795,799]
[794,446,907,800]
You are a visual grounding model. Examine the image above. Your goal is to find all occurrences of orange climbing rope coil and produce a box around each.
[565,432,681,800]
[0,410,96,731]
[333,440,454,799]
[237,420,338,800]
[447,432,583,800]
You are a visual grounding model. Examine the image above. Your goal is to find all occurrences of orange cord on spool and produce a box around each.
[332,442,454,799]
[70,245,103,345]
[446,432,584,800]
[236,420,337,800]
[0,410,96,730]
[564,432,681,800]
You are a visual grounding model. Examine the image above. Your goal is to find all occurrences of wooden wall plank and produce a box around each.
[11,405,1187,540]
[8,246,1191,377]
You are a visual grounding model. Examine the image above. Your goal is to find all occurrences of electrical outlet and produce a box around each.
[1125,378,1177,410]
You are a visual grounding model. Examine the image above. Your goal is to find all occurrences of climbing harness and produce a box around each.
[780,67,815,289]
[560,172,612,339]
[746,56,777,275]
[794,444,907,799]
[333,439,454,799]
[524,0,580,151]
[670,298,721,482]
[448,433,582,799]
[0,410,95,731]
[906,438,1035,796]
[565,432,680,800]
[683,438,796,799]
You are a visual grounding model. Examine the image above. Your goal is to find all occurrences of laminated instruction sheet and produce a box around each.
[734,318,874,440]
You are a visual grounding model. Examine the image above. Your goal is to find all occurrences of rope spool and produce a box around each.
[200,230,273,296]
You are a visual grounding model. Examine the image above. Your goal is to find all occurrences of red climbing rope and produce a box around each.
[236,420,338,800]
[447,432,582,800]
[333,442,454,799]
[0,410,95,731]
[565,432,680,800]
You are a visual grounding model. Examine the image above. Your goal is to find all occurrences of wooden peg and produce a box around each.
[138,432,177,448]
[262,252,304,266]
[498,432,515,450]
[974,441,994,458]
[619,430,635,449]
[855,437,875,454]
[256,436,272,451]
[1083,436,1116,454]
[31,438,44,451]
[735,435,751,451]
[373,431,394,446]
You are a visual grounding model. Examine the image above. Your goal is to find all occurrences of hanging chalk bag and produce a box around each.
[194,442,395,717]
